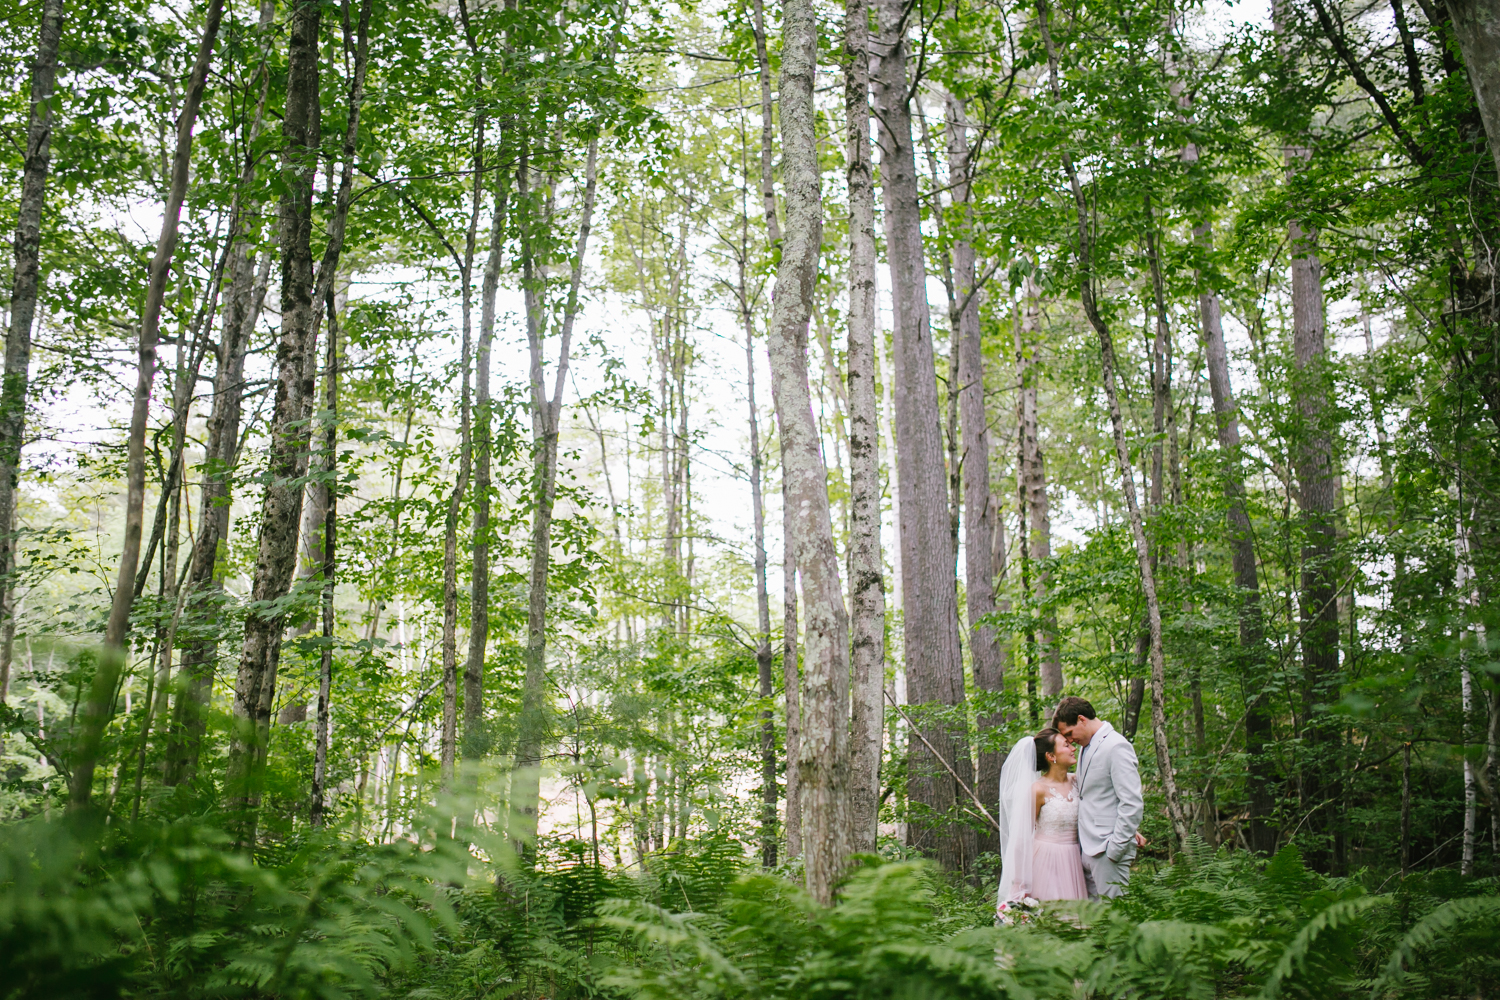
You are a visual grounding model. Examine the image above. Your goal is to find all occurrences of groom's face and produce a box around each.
[1058,716,1097,745]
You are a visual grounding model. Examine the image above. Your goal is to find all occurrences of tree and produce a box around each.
[764,0,851,903]
[873,0,974,872]
[844,0,886,857]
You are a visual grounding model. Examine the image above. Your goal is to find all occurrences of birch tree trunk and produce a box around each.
[873,0,972,871]
[766,0,850,903]
[514,136,598,862]
[71,0,226,812]
[1446,0,1500,182]
[227,0,370,832]
[0,0,64,694]
[742,303,777,867]
[1036,0,1191,846]
[225,0,321,822]
[845,0,886,857]
[947,99,1001,859]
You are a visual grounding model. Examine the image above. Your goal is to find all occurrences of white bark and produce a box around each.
[846,0,886,857]
[766,0,850,903]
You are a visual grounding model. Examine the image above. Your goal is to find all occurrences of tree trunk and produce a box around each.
[947,98,1002,860]
[0,0,64,694]
[310,287,339,828]
[1289,199,1343,872]
[226,0,370,834]
[1446,0,1500,182]
[1194,216,1274,852]
[1014,272,1062,702]
[742,302,777,868]
[225,0,321,822]
[440,118,482,789]
[1036,0,1191,846]
[164,245,267,785]
[514,136,599,862]
[1273,0,1343,873]
[467,178,506,765]
[846,0,886,858]
[162,0,276,786]
[767,0,850,904]
[751,0,800,861]
[71,0,227,813]
[783,531,802,859]
[873,0,972,872]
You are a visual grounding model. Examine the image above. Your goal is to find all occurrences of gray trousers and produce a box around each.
[1081,848,1134,899]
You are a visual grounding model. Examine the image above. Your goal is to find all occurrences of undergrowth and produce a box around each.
[1,817,1495,999]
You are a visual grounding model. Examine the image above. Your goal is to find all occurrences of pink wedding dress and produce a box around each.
[1031,780,1088,900]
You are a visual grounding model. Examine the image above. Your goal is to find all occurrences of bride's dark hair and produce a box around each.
[1034,728,1063,771]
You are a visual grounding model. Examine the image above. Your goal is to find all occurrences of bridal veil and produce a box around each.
[996,735,1040,906]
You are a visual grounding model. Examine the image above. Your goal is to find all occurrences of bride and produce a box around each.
[996,728,1088,905]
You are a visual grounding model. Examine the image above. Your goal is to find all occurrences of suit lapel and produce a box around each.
[1080,726,1110,791]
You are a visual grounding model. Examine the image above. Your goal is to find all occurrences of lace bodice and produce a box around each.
[1035,781,1079,844]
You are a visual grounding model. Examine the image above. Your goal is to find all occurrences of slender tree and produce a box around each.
[947,97,1002,858]
[1187,160,1274,852]
[310,287,339,828]
[0,0,65,713]
[750,0,801,860]
[514,134,600,860]
[845,0,886,857]
[1275,0,1344,870]
[1036,0,1191,846]
[72,0,227,812]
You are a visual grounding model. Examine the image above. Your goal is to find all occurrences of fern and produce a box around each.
[1372,896,1500,999]
[1261,893,1385,999]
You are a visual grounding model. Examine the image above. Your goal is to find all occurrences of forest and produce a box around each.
[2,0,1500,994]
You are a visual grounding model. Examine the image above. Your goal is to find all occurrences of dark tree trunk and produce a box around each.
[310,288,339,828]
[0,0,64,678]
[225,0,322,824]
[164,245,267,786]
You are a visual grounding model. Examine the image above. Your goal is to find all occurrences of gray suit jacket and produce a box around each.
[1075,720,1144,862]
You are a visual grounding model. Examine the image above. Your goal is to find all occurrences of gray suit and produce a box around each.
[1075,720,1143,898]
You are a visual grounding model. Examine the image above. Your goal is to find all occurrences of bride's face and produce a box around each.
[1049,736,1077,769]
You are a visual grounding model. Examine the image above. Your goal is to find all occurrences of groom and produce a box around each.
[1053,696,1143,899]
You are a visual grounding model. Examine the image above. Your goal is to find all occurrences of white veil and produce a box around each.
[996,735,1040,908]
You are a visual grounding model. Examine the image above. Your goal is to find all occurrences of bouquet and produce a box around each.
[996,894,1042,927]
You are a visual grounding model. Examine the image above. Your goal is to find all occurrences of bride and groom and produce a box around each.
[997,697,1144,906]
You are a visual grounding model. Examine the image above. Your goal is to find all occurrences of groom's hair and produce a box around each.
[1053,696,1097,727]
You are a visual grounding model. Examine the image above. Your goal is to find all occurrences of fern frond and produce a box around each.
[1262,894,1384,999]
[1372,896,1500,999]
